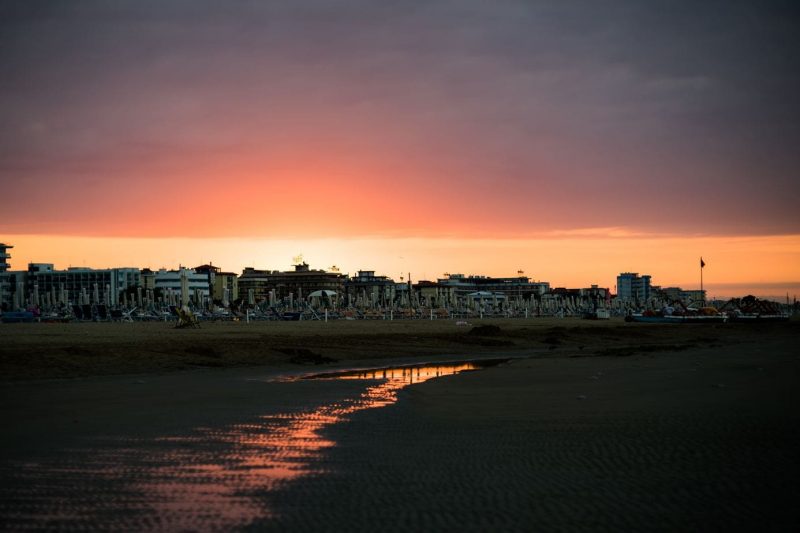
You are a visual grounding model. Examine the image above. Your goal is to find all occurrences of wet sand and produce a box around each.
[1,319,798,530]
[265,340,799,531]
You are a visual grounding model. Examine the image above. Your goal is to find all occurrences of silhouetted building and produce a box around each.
[616,272,651,301]
[140,268,156,291]
[0,243,11,272]
[344,270,395,307]
[13,263,141,308]
[0,243,12,310]
[214,272,239,303]
[193,264,219,301]
[414,280,449,307]
[436,273,549,302]
[238,263,345,304]
[154,268,210,305]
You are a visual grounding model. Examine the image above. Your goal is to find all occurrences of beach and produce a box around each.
[1,317,791,380]
[1,318,798,530]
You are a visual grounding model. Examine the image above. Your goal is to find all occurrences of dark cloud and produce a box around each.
[1,0,799,236]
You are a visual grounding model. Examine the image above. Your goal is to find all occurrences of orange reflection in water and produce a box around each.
[334,362,481,384]
[4,363,489,530]
[6,360,501,531]
[135,362,483,529]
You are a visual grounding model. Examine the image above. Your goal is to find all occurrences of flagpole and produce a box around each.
[700,257,704,306]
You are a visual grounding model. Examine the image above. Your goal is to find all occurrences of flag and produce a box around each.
[700,257,706,268]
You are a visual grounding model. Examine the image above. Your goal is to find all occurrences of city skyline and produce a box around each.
[3,233,798,301]
[1,1,799,300]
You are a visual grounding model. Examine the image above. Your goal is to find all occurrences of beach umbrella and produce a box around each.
[308,290,337,298]
[180,270,189,307]
[13,282,20,310]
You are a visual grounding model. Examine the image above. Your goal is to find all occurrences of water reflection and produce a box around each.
[326,362,483,384]
[1,361,503,530]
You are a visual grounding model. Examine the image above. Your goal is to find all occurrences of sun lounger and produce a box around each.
[174,306,200,328]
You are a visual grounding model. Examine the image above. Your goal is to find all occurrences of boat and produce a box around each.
[1,311,35,323]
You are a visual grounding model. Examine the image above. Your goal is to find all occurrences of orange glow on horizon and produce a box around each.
[4,232,799,299]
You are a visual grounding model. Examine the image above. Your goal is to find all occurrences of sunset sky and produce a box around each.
[1,1,799,298]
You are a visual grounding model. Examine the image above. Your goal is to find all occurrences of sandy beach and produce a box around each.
[1,317,792,380]
[1,318,798,530]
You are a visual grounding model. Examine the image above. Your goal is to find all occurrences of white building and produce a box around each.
[2,261,142,310]
[154,268,210,306]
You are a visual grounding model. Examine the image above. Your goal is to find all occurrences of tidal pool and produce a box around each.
[1,359,507,530]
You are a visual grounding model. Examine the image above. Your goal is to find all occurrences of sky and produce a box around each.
[1,1,799,298]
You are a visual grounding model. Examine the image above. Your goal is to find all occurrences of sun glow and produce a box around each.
[5,232,799,299]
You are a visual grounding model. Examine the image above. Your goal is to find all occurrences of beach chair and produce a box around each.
[122,307,136,322]
[110,309,124,321]
[174,306,200,329]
